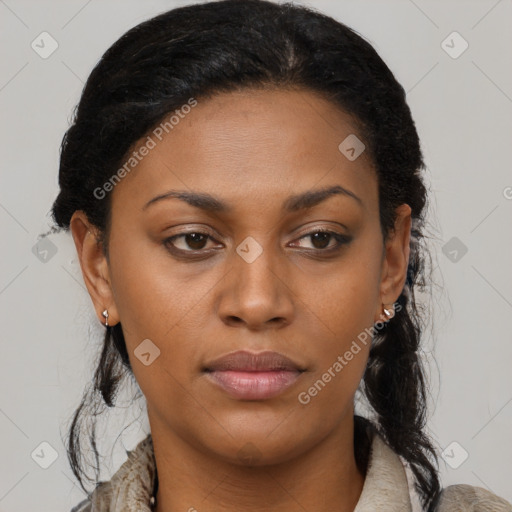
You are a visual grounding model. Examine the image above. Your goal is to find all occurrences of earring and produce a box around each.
[102,309,109,327]
[383,303,394,319]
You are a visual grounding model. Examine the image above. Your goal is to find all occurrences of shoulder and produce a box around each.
[436,484,512,511]
[68,480,112,511]
[68,435,155,511]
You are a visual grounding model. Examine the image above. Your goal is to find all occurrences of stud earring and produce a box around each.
[102,309,109,327]
[383,303,395,319]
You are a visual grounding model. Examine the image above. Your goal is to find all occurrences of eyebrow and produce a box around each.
[142,184,362,213]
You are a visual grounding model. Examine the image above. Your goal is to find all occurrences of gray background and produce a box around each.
[1,0,511,510]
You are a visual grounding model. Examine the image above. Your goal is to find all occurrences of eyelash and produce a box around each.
[162,229,352,257]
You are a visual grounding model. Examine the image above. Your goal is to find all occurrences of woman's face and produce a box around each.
[72,87,411,465]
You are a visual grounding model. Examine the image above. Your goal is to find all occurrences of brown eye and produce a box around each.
[309,231,331,249]
[182,233,208,250]
[292,230,352,252]
[164,232,216,252]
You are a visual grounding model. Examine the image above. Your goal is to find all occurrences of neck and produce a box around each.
[151,412,365,512]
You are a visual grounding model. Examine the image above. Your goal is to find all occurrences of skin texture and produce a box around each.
[70,87,411,512]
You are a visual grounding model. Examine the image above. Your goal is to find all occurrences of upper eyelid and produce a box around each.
[164,221,348,237]
[167,226,346,240]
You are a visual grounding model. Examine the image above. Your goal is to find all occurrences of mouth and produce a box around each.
[202,350,306,400]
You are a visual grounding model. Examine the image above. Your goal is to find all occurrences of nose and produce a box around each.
[217,241,295,330]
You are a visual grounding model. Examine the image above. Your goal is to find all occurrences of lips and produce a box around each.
[203,350,305,372]
[203,350,305,400]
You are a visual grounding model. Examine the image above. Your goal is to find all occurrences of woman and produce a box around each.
[48,0,511,510]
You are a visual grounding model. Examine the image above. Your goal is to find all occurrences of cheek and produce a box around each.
[295,242,381,402]
[106,236,218,396]
[301,246,382,338]
[295,272,375,423]
[107,231,201,336]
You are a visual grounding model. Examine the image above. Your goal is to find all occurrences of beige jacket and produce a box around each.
[71,432,512,511]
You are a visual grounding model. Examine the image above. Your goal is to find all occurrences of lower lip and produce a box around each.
[204,370,302,400]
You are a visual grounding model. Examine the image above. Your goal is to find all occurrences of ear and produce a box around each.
[375,203,412,323]
[70,210,119,326]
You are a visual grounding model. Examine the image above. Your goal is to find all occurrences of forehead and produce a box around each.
[111,87,377,216]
